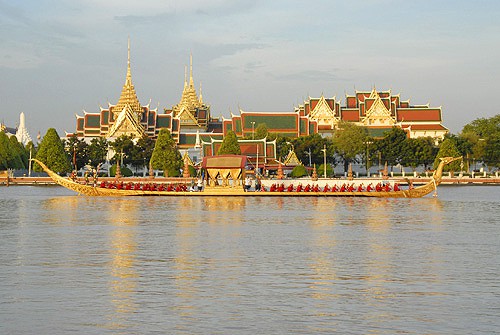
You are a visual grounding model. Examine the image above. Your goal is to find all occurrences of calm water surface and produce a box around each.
[0,185,499,334]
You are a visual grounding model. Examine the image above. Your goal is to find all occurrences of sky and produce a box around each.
[1,0,499,138]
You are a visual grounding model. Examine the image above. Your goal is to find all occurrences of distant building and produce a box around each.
[16,112,33,146]
[68,40,448,166]
[68,39,170,140]
[223,88,448,140]
[1,112,33,146]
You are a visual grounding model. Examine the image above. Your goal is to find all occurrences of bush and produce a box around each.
[318,163,334,177]
[109,164,133,177]
[290,164,307,178]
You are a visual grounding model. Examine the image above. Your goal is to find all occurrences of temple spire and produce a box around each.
[189,53,194,87]
[199,82,203,104]
[125,36,132,86]
[114,37,142,117]
[184,65,187,89]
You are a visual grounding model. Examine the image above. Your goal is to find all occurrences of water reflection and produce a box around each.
[106,199,139,330]
[308,202,337,302]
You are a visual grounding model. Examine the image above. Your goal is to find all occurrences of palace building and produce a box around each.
[69,40,171,140]
[69,41,448,167]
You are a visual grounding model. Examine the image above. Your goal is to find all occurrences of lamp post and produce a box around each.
[251,121,255,140]
[305,148,312,167]
[28,148,32,177]
[321,144,327,178]
[73,142,77,172]
[378,150,382,176]
[365,141,372,176]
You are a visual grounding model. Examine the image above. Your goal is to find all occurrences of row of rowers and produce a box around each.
[266,182,403,192]
[99,181,189,191]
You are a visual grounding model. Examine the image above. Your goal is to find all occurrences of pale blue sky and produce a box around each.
[1,0,499,137]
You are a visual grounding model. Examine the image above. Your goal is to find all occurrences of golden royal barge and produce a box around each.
[32,156,459,198]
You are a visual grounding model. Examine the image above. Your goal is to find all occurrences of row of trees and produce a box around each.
[2,114,498,176]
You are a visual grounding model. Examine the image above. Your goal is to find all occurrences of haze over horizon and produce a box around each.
[1,0,499,138]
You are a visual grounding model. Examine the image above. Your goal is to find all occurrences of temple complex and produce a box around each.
[69,39,170,140]
[227,89,448,140]
[68,40,448,167]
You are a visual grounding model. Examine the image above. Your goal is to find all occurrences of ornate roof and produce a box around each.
[307,94,339,129]
[283,149,302,166]
[113,38,142,119]
[172,55,206,127]
[360,88,396,126]
[107,104,145,138]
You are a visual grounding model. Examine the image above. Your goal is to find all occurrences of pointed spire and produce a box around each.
[199,82,203,104]
[114,37,142,117]
[125,36,132,86]
[189,53,194,87]
[184,65,187,89]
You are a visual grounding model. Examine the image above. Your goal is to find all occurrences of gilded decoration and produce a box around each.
[308,95,339,129]
[360,89,396,127]
[171,55,206,128]
[106,38,145,139]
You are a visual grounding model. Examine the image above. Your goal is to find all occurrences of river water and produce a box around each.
[0,185,499,334]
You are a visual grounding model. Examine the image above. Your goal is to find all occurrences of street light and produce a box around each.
[251,121,255,140]
[305,148,312,166]
[73,142,77,172]
[321,144,327,178]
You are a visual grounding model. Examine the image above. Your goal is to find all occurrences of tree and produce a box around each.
[0,132,12,170]
[318,163,334,177]
[290,164,307,178]
[331,121,367,172]
[87,137,108,167]
[65,135,89,170]
[150,129,183,177]
[460,114,500,170]
[8,135,27,169]
[217,130,241,155]
[403,137,437,171]
[254,123,269,140]
[34,128,71,174]
[109,135,134,166]
[374,127,408,168]
[292,134,329,167]
[131,136,154,172]
[433,138,461,172]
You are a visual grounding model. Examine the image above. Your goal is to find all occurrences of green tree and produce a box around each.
[374,127,408,168]
[131,136,154,172]
[403,137,437,171]
[254,123,269,140]
[34,128,71,174]
[290,164,307,178]
[0,132,12,170]
[275,136,293,161]
[331,121,367,172]
[433,138,461,172]
[292,134,329,167]
[318,163,334,177]
[109,135,135,166]
[150,129,183,177]
[217,130,241,155]
[87,137,108,167]
[65,135,89,170]
[8,136,27,169]
[460,114,500,170]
